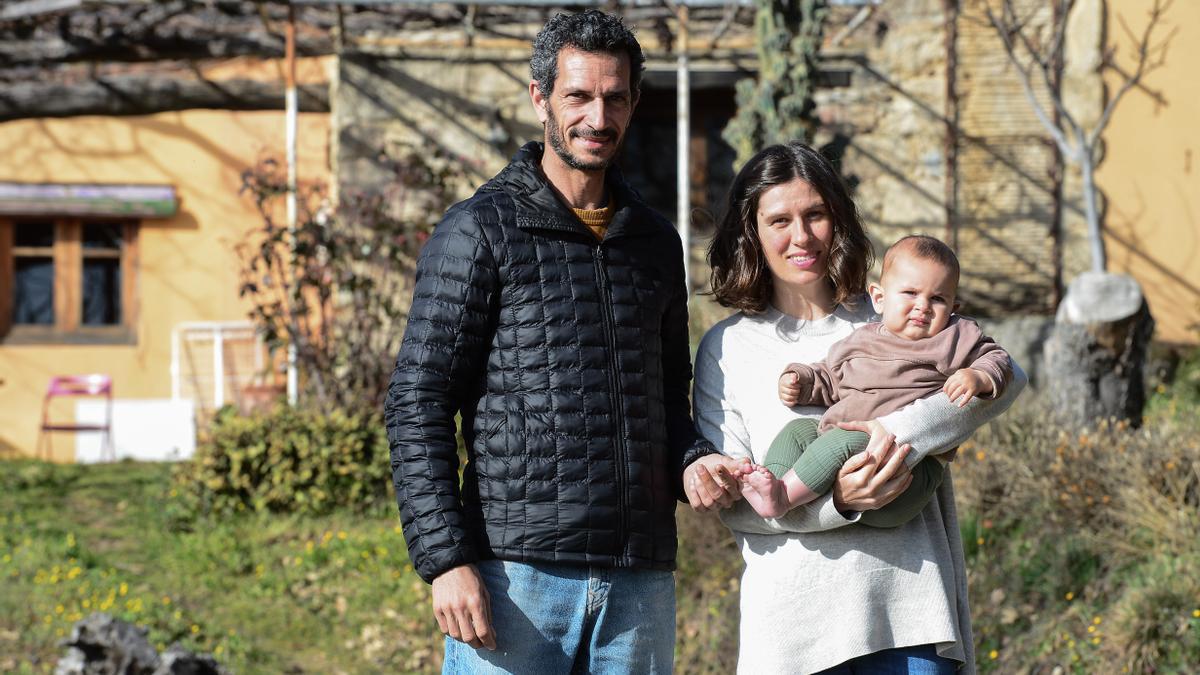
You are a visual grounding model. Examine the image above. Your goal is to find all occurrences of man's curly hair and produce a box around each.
[530,10,645,99]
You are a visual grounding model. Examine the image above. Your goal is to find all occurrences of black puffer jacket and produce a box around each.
[385,142,714,583]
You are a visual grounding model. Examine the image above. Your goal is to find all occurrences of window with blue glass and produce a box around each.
[1,218,136,342]
[13,221,55,325]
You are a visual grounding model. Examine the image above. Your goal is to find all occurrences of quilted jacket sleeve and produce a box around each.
[384,206,498,584]
[661,242,717,501]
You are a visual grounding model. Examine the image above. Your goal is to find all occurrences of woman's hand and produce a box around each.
[831,419,914,514]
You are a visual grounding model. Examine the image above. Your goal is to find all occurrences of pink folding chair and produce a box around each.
[38,374,114,462]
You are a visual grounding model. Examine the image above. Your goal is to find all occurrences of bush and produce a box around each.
[956,392,1200,672]
[173,405,392,518]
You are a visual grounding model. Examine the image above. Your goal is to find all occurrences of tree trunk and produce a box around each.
[1044,272,1155,427]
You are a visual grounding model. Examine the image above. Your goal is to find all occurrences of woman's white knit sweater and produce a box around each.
[693,303,1026,674]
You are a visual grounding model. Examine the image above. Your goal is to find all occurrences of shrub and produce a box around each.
[956,392,1200,672]
[172,405,392,518]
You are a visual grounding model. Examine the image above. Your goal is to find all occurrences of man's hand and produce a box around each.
[943,368,993,407]
[832,419,913,513]
[778,371,801,407]
[432,564,496,651]
[684,454,747,512]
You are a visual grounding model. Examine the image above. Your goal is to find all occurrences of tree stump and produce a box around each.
[1044,272,1155,427]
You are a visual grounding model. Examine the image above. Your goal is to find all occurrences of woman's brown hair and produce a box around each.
[707,141,873,314]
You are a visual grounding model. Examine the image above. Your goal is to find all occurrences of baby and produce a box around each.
[737,235,1014,526]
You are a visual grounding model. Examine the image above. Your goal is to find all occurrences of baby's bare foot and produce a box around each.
[740,465,789,518]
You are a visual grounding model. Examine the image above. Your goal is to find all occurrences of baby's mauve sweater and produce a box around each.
[787,317,1014,433]
[693,303,1026,674]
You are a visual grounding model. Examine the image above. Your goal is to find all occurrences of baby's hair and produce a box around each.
[883,235,960,286]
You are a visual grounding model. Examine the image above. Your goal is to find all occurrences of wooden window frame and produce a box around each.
[0,217,139,345]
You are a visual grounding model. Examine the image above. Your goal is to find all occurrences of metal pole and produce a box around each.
[676,4,691,298]
[213,327,225,410]
[285,3,299,406]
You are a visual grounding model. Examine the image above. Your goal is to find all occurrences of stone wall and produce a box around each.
[814,0,1103,317]
[333,3,1110,320]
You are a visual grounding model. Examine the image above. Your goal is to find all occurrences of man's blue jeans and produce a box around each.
[442,559,675,674]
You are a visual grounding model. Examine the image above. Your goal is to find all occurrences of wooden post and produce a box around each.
[54,219,80,333]
[122,222,139,334]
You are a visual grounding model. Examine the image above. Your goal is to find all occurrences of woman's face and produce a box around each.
[755,178,835,297]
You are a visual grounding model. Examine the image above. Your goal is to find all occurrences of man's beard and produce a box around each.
[546,108,619,172]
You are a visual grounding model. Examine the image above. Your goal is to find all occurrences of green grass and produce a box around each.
[0,460,441,674]
[5,353,1199,673]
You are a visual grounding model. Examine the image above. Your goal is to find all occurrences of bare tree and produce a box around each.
[984,0,1175,273]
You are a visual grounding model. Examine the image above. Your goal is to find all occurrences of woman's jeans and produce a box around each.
[442,559,675,674]
[815,644,959,674]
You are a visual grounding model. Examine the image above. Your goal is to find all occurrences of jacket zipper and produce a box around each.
[593,246,628,562]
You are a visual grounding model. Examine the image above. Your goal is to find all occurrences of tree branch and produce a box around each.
[984,1,1078,160]
[1087,0,1174,148]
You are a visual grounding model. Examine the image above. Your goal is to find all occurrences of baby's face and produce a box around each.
[869,254,959,340]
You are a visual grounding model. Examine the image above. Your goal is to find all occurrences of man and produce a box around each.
[384,9,742,673]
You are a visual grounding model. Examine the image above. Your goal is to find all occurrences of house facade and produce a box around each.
[0,56,332,461]
[1,0,1195,461]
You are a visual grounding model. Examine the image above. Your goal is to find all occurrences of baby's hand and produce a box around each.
[778,371,801,407]
[943,368,993,407]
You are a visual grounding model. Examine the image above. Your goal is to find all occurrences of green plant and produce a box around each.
[722,0,827,167]
[1,461,439,673]
[172,405,392,519]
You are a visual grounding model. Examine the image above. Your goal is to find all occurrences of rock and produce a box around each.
[54,614,228,675]
[153,645,227,675]
[55,613,158,675]
[1045,272,1155,427]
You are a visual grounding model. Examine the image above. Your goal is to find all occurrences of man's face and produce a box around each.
[532,48,636,172]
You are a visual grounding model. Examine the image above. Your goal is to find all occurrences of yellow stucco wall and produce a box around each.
[1098,0,1200,344]
[0,109,330,459]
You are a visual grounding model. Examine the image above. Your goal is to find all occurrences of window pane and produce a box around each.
[14,221,54,248]
[83,223,123,250]
[14,257,54,324]
[82,258,122,325]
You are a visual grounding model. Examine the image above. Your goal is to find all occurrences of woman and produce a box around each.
[692,142,1025,673]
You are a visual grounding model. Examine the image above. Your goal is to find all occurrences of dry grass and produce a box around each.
[956,390,1200,673]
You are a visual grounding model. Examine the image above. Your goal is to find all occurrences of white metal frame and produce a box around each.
[170,321,264,409]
